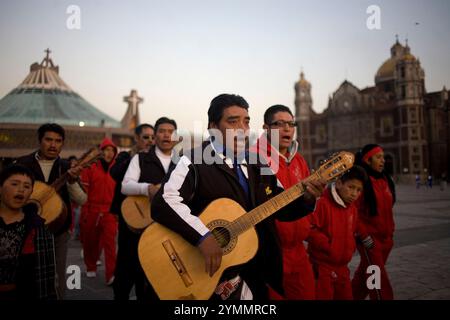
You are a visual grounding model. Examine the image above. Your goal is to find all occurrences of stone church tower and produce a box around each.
[375,37,427,176]
[294,71,313,165]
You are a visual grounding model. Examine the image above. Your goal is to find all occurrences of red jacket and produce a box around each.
[81,138,117,214]
[308,186,357,266]
[254,137,311,273]
[356,176,395,240]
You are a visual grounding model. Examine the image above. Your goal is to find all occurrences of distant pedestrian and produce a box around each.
[415,174,420,189]
[440,173,447,191]
[427,175,433,189]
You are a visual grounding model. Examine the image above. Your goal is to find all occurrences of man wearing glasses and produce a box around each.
[110,123,155,300]
[256,105,316,299]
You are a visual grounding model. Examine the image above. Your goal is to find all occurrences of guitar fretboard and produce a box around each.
[227,170,321,236]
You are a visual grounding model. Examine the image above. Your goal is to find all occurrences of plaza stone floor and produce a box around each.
[65,183,450,300]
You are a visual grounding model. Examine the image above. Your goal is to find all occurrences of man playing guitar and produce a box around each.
[151,94,325,300]
[15,123,87,299]
[120,117,179,300]
[110,123,155,300]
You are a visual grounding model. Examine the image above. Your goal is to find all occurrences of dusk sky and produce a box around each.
[1,0,449,131]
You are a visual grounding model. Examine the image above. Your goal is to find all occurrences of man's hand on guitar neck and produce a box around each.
[67,165,83,184]
[198,234,223,277]
[302,179,326,206]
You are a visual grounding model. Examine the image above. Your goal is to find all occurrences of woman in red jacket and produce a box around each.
[308,166,367,300]
[352,144,396,300]
[80,138,118,285]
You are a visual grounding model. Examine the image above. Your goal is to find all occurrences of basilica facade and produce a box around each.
[295,39,449,182]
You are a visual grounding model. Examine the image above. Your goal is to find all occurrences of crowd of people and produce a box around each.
[0,93,397,301]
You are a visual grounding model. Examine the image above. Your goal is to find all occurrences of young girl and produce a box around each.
[0,164,56,300]
[351,144,396,300]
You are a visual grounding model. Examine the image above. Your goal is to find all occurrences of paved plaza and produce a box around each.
[65,183,450,300]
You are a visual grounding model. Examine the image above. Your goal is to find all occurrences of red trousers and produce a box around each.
[81,211,118,281]
[268,257,316,300]
[314,263,352,300]
[352,237,394,300]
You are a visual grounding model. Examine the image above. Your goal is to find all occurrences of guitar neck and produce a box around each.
[50,152,99,191]
[51,172,70,192]
[228,171,321,236]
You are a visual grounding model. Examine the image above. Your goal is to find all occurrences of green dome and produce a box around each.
[0,50,120,128]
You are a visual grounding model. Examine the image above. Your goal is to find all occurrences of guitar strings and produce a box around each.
[211,185,304,240]
[210,155,351,241]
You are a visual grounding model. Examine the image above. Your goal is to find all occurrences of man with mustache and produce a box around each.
[151,94,325,300]
[15,123,87,299]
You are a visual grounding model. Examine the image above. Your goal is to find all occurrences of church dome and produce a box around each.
[375,37,417,83]
[401,53,416,61]
[0,49,121,128]
[376,58,396,79]
[296,71,310,88]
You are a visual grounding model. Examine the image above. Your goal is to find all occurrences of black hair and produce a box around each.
[264,105,294,125]
[0,164,35,186]
[37,123,65,142]
[340,165,368,184]
[68,155,77,162]
[208,94,249,127]
[134,123,154,136]
[355,143,381,165]
[354,144,396,216]
[154,117,177,132]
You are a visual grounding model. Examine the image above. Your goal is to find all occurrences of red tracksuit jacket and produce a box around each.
[81,140,117,214]
[253,137,314,299]
[308,186,357,266]
[356,176,395,241]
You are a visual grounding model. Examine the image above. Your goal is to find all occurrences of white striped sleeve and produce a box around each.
[121,154,150,196]
[161,156,210,237]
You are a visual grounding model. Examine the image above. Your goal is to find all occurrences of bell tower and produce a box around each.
[294,71,313,164]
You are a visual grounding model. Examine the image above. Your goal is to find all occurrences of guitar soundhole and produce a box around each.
[207,219,237,255]
[211,227,230,248]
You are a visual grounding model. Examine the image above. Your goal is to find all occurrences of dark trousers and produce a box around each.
[54,231,70,299]
[113,214,158,301]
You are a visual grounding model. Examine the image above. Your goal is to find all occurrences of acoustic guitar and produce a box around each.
[121,195,153,233]
[138,151,354,300]
[27,147,101,233]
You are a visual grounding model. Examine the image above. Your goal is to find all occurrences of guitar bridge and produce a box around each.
[162,240,193,288]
